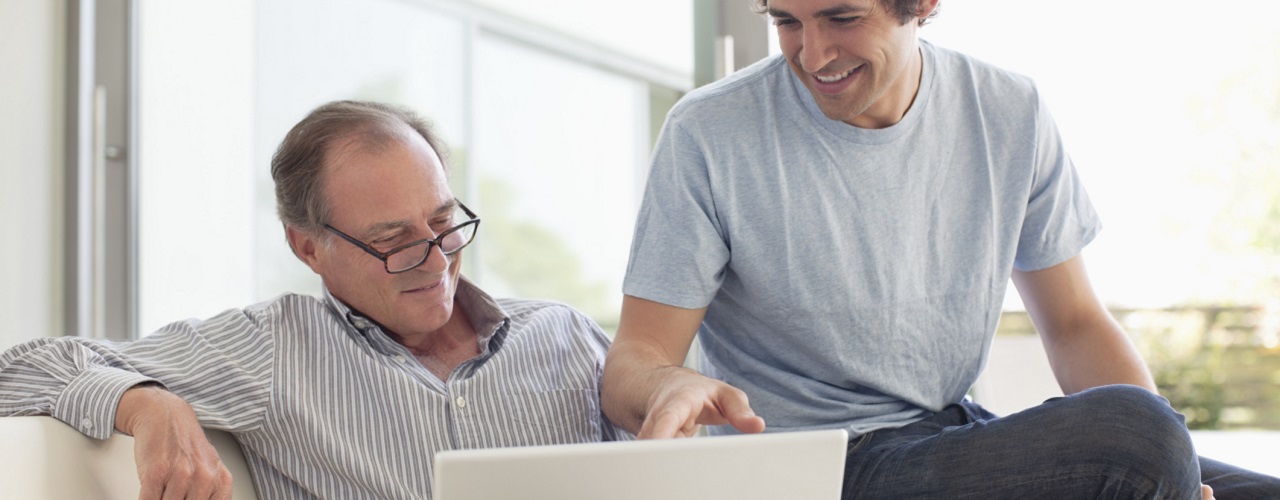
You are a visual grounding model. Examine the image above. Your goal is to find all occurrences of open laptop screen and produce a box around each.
[433,428,849,500]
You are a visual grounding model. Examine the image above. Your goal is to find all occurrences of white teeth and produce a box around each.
[815,67,854,83]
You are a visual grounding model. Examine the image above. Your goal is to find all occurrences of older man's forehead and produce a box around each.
[325,137,454,234]
[356,199,459,239]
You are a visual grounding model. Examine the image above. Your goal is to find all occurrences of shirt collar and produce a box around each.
[322,275,511,354]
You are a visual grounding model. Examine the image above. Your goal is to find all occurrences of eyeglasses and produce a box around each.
[324,201,480,274]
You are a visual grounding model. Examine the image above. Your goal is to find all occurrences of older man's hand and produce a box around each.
[116,384,233,499]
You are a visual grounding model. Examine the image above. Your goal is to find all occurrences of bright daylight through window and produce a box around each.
[920,1,1280,472]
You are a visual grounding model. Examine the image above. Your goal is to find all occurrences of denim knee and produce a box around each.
[1062,385,1201,494]
[1073,385,1186,435]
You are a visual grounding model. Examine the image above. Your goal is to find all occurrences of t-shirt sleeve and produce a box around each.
[1014,91,1102,271]
[622,118,731,309]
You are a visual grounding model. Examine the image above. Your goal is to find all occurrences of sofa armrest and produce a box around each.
[0,416,257,499]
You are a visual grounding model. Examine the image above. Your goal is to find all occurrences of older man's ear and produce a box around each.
[286,225,324,274]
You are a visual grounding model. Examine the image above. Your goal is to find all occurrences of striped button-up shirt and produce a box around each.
[0,277,628,499]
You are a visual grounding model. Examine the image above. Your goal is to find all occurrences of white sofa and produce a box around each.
[0,416,258,499]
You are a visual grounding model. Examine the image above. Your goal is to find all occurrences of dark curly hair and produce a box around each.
[753,0,939,27]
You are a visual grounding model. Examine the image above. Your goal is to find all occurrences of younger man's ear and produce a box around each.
[915,0,939,19]
[285,225,324,274]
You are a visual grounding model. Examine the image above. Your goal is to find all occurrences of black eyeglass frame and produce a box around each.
[323,201,480,274]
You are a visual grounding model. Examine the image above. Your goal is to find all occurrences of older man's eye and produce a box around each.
[371,235,400,247]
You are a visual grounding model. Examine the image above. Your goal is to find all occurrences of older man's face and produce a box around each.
[307,129,464,339]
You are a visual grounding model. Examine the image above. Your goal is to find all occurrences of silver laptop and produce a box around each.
[433,428,849,500]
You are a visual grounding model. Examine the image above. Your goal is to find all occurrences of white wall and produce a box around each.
[0,0,65,351]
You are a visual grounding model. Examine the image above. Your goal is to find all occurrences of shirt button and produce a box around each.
[81,418,93,430]
[455,396,466,408]
[394,355,406,363]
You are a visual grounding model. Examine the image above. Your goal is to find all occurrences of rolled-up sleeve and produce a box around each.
[0,306,276,440]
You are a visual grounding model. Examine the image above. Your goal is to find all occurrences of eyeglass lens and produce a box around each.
[385,221,477,273]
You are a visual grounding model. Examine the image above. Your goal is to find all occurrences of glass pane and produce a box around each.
[138,0,467,334]
[472,35,650,332]
[137,0,258,335]
[138,0,675,337]
[467,0,695,76]
[925,2,1280,311]
[922,1,1280,471]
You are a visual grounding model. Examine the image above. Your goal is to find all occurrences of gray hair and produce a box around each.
[270,100,449,236]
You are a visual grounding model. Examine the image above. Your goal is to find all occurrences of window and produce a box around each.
[919,2,1280,473]
[923,4,1280,312]
[471,35,650,330]
[133,0,693,335]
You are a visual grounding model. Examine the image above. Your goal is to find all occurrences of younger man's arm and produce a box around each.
[601,295,765,438]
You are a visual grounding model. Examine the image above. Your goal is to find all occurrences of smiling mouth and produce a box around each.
[404,276,445,294]
[814,66,856,84]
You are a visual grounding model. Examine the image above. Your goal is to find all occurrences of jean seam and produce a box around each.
[847,431,875,454]
[949,471,1166,500]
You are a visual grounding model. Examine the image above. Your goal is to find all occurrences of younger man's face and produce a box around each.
[769,0,927,128]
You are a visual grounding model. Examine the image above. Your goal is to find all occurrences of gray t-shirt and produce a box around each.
[623,40,1100,436]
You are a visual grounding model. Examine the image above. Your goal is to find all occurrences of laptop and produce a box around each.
[433,428,849,500]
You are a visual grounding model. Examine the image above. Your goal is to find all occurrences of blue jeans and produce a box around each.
[842,385,1280,499]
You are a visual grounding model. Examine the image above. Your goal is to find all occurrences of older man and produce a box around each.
[0,101,625,499]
